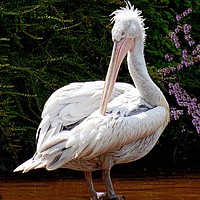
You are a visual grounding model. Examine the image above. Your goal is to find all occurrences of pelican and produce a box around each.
[14,2,170,200]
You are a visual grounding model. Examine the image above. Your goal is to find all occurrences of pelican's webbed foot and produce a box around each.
[96,192,106,200]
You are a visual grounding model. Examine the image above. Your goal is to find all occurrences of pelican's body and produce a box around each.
[15,2,169,200]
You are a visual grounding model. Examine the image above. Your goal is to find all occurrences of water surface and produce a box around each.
[1,175,200,200]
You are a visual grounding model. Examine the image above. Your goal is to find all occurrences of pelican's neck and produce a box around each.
[127,36,169,110]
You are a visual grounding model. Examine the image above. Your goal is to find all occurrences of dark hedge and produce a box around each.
[0,0,199,174]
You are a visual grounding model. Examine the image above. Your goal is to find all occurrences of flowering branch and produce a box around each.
[162,9,199,76]
[161,8,200,133]
[168,83,200,133]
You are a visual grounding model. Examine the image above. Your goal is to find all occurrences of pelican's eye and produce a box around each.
[121,31,126,38]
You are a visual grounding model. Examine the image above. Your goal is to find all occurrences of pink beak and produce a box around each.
[99,38,135,115]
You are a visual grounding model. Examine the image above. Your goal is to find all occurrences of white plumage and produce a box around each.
[14,2,170,200]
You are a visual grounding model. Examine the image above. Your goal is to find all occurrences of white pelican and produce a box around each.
[14,2,170,200]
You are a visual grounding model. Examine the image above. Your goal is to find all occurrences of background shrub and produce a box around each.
[0,0,199,173]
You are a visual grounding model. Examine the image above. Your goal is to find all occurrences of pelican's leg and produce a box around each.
[85,171,106,200]
[102,168,125,200]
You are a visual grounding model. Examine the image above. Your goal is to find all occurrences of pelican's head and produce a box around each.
[111,2,146,43]
[100,2,146,115]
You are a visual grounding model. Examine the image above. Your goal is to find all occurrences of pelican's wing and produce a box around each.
[14,81,134,173]
[36,91,169,170]
[36,81,133,150]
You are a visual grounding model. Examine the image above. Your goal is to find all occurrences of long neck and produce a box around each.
[127,36,169,110]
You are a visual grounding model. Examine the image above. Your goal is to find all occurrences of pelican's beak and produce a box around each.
[100,38,134,115]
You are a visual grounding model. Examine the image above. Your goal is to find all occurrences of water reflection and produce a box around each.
[1,176,200,200]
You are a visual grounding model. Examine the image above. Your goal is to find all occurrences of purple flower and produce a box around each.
[188,60,194,66]
[171,107,183,120]
[168,32,176,39]
[187,8,192,14]
[183,24,192,34]
[185,61,189,67]
[177,63,183,70]
[170,66,176,71]
[168,30,180,49]
[165,54,173,61]
[162,68,171,76]
[175,42,180,48]
[174,26,181,33]
[176,14,182,21]
[183,11,188,17]
[182,49,188,60]
[184,34,191,41]
[188,40,195,46]
[173,37,179,43]
[192,50,197,55]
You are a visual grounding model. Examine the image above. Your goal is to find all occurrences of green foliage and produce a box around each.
[0,0,199,172]
[0,0,115,171]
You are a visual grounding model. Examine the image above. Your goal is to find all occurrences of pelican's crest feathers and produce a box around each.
[111,1,147,41]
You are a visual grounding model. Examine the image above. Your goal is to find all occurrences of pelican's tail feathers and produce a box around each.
[13,158,33,173]
[13,154,46,173]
